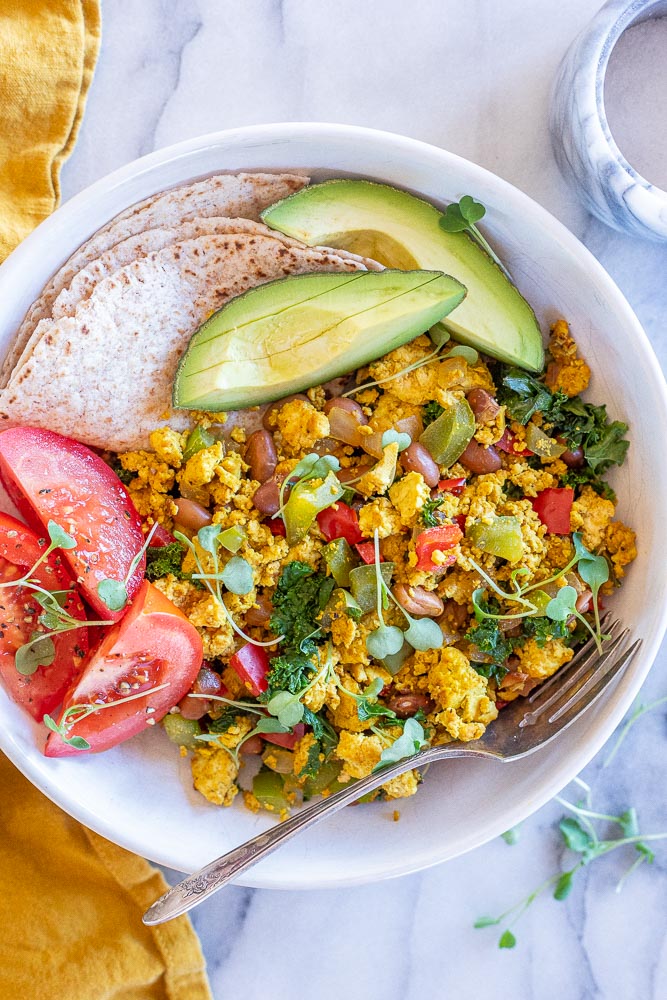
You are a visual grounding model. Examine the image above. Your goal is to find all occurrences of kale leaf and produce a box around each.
[297,740,323,779]
[263,653,315,697]
[145,542,186,581]
[269,561,335,654]
[110,459,134,486]
[421,496,446,527]
[422,400,444,427]
[521,615,569,647]
[466,612,515,665]
[560,466,616,501]
[472,662,510,683]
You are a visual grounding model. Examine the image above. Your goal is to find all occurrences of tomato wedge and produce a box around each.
[0,511,88,720]
[44,580,202,756]
[229,643,270,696]
[531,487,574,535]
[0,427,145,620]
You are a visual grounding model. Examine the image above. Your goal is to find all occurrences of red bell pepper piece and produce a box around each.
[437,477,467,496]
[497,429,533,457]
[530,487,574,535]
[454,514,467,533]
[229,643,270,696]
[317,502,364,545]
[415,524,463,572]
[267,518,287,537]
[262,722,306,749]
[355,540,378,564]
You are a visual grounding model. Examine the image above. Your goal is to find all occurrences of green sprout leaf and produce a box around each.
[96,578,128,612]
[498,930,517,950]
[197,524,221,554]
[553,871,576,900]
[266,690,306,729]
[501,826,521,846]
[403,615,443,652]
[559,816,593,852]
[381,429,411,452]
[545,586,578,623]
[373,717,428,771]
[220,556,254,595]
[15,636,56,675]
[366,624,404,659]
[47,520,77,550]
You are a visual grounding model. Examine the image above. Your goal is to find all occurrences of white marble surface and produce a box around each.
[61,2,667,997]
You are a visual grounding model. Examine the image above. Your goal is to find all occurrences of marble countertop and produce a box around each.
[62,2,667,997]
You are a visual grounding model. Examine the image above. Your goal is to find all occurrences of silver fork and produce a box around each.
[143,619,640,925]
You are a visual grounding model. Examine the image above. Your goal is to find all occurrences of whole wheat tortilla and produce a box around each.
[0,233,367,452]
[2,172,309,389]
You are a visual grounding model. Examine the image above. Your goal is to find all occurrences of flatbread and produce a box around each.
[2,172,309,389]
[0,233,367,452]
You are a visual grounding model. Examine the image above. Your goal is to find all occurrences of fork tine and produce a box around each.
[520,621,625,728]
[526,613,616,704]
[548,637,640,724]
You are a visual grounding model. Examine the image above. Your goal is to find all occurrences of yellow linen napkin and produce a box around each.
[0,4,212,998]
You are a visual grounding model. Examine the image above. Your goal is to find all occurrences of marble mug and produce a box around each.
[550,0,667,241]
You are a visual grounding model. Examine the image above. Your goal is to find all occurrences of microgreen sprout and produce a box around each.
[196,714,289,765]
[380,429,411,452]
[43,681,171,750]
[266,643,336,729]
[97,521,160,612]
[604,695,667,767]
[468,532,610,650]
[274,453,341,516]
[439,195,512,279]
[372,717,429,772]
[174,529,283,649]
[475,778,667,948]
[365,530,404,659]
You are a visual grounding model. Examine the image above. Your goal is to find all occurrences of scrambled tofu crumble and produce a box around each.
[116,321,635,816]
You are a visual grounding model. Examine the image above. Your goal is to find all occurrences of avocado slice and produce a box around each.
[261,180,544,371]
[173,269,466,411]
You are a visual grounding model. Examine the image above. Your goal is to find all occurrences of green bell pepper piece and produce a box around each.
[217,525,246,553]
[419,397,475,466]
[467,515,524,562]
[253,768,290,811]
[183,425,216,462]
[162,713,202,748]
[349,562,395,613]
[322,537,358,587]
[283,470,345,547]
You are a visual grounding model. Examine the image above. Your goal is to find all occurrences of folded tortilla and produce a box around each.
[1,172,309,389]
[0,233,367,451]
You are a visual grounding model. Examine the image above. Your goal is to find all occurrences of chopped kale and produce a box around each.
[421,495,446,527]
[207,706,245,733]
[263,653,315,697]
[145,542,186,581]
[302,706,338,755]
[297,740,323,779]
[472,662,510,683]
[497,367,629,475]
[269,561,335,655]
[521,615,570,648]
[560,466,616,501]
[110,459,134,486]
[422,400,444,427]
[466,606,515,665]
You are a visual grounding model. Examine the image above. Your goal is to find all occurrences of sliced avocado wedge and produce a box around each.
[173,269,466,411]
[261,180,544,371]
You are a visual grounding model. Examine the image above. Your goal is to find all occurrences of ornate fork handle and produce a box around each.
[143,742,485,925]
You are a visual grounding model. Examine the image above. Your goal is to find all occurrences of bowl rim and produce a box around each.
[1,121,666,888]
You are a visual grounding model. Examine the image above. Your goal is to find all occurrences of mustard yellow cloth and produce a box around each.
[0,4,212,998]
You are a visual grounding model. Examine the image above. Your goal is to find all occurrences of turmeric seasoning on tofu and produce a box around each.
[116,319,634,816]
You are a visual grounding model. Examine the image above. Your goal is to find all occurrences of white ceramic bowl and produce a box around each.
[0,123,665,888]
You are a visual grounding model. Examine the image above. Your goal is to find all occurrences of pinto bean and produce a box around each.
[466,388,501,423]
[252,478,282,516]
[245,592,274,627]
[561,445,585,468]
[458,439,502,474]
[400,442,440,487]
[394,583,444,617]
[245,429,277,483]
[174,497,212,531]
[385,692,435,718]
[323,396,367,419]
[439,599,469,631]
[240,735,265,755]
[178,665,223,720]
[576,589,593,613]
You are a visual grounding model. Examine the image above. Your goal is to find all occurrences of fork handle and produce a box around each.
[143,743,470,924]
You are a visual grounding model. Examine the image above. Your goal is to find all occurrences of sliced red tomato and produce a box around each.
[437,477,467,496]
[0,511,88,721]
[229,642,270,696]
[0,427,145,620]
[530,487,574,535]
[262,722,306,749]
[355,540,379,564]
[317,503,364,545]
[44,580,202,756]
[148,524,177,547]
[415,524,463,572]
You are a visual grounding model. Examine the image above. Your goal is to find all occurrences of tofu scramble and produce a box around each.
[115,320,636,817]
